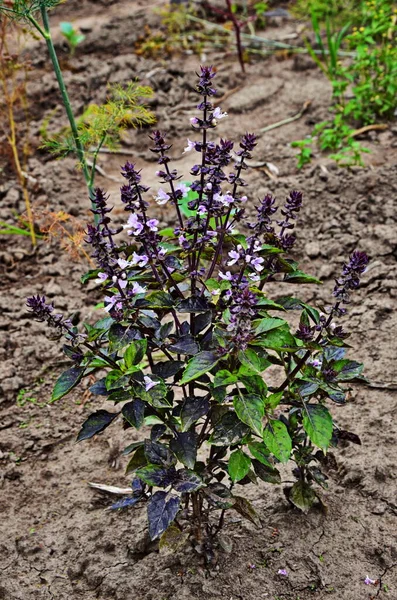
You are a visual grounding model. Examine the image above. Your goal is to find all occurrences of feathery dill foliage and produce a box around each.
[0,0,62,19]
[27,67,369,555]
[43,82,155,159]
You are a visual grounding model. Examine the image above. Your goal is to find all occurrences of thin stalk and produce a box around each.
[276,303,340,393]
[35,6,97,221]
[5,79,36,247]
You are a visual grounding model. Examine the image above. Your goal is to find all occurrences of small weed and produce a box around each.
[60,22,85,55]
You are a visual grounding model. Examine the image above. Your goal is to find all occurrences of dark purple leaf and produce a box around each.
[122,399,145,429]
[192,311,212,334]
[89,378,110,396]
[152,361,185,379]
[109,495,142,510]
[135,464,177,487]
[337,430,361,445]
[176,296,209,313]
[108,323,140,351]
[173,469,203,492]
[147,491,180,540]
[76,410,118,442]
[252,459,281,484]
[144,440,175,466]
[51,366,85,402]
[168,335,200,355]
[151,424,167,441]
[209,412,250,446]
[170,432,197,469]
[180,396,210,432]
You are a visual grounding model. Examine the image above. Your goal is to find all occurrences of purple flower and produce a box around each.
[296,323,315,341]
[126,213,144,236]
[155,189,170,205]
[184,139,196,153]
[147,219,159,232]
[190,117,199,125]
[117,258,132,270]
[248,256,265,272]
[364,576,376,586]
[278,569,288,577]
[213,107,228,120]
[131,253,149,267]
[131,282,146,295]
[198,205,207,215]
[176,183,190,197]
[94,272,108,284]
[219,271,233,281]
[144,376,160,391]
[228,249,241,266]
[104,295,123,313]
[333,251,369,305]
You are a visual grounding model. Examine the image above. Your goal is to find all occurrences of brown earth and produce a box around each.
[0,1,396,599]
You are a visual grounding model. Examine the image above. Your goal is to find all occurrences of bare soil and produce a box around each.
[0,2,396,599]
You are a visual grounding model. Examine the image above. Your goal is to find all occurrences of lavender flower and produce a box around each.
[277,569,288,577]
[333,251,369,305]
[144,376,160,391]
[26,296,73,336]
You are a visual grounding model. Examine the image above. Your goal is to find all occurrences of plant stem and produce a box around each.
[225,0,245,73]
[34,5,97,222]
[276,303,340,393]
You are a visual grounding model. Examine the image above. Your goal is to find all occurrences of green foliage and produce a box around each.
[42,81,155,161]
[292,0,362,25]
[60,22,85,55]
[293,0,396,167]
[0,0,63,20]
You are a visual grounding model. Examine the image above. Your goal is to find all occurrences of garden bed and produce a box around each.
[0,1,396,599]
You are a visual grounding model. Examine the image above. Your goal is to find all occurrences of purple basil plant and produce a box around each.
[27,67,369,556]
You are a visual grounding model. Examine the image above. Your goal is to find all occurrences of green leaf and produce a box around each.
[284,271,322,284]
[233,393,264,437]
[136,291,174,309]
[263,420,292,463]
[138,377,170,408]
[239,374,267,397]
[265,391,283,409]
[288,481,317,513]
[213,370,237,388]
[51,367,85,403]
[124,339,147,368]
[76,410,118,442]
[228,450,251,482]
[125,445,147,474]
[253,317,287,335]
[302,404,333,451]
[180,351,221,384]
[81,269,100,284]
[332,359,364,381]
[248,442,273,468]
[238,348,271,375]
[252,326,297,351]
[60,22,74,35]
